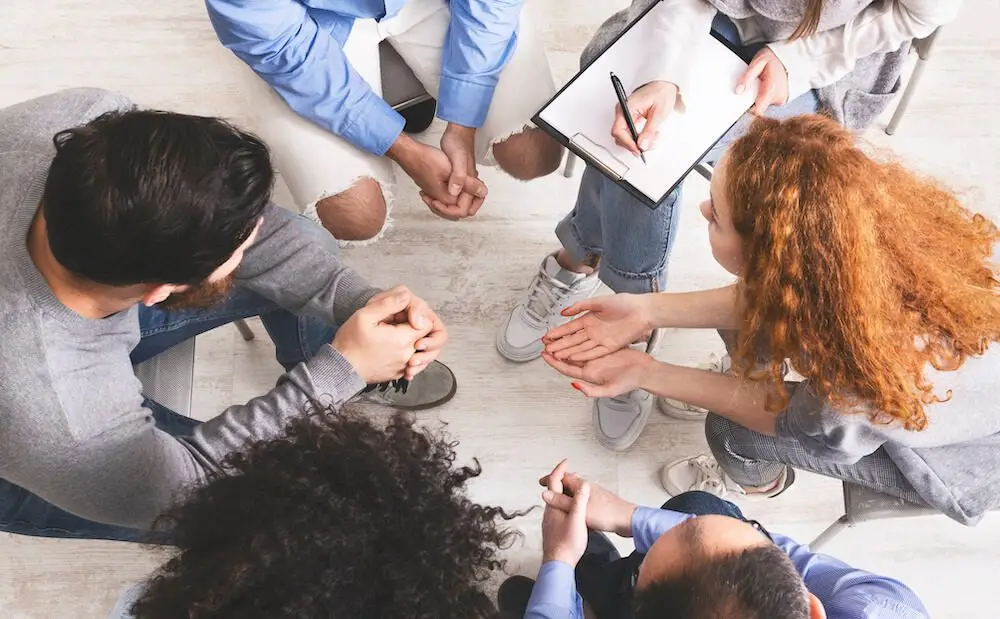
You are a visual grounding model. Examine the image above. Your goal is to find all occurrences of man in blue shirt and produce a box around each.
[206,0,564,243]
[499,460,929,619]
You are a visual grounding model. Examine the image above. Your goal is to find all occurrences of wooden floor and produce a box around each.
[1,1,998,617]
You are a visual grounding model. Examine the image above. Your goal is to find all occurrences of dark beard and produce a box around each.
[157,273,236,311]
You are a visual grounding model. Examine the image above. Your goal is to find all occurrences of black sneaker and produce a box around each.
[497,576,535,618]
[356,360,457,411]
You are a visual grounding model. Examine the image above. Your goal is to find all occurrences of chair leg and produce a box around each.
[885,57,929,136]
[809,515,850,551]
[563,151,579,178]
[234,319,255,341]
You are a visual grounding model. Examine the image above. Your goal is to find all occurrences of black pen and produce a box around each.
[610,72,646,164]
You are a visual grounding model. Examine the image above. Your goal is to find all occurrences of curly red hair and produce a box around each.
[725,115,1000,430]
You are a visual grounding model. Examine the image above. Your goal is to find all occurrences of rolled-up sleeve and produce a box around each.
[437,0,523,128]
[775,382,888,463]
[205,0,405,155]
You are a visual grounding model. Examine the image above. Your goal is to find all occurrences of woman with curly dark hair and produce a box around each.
[542,114,1000,525]
[111,411,517,618]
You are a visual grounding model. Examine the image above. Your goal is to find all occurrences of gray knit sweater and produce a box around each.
[0,89,377,528]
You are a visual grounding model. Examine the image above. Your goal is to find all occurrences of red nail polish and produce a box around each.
[571,383,582,392]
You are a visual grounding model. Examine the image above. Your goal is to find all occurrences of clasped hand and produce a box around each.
[539,459,637,567]
[409,124,488,221]
[332,285,448,384]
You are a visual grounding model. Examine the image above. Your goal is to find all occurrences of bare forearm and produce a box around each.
[648,285,741,330]
[386,132,419,166]
[640,359,778,435]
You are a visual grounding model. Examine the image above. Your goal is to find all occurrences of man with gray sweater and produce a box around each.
[0,88,456,540]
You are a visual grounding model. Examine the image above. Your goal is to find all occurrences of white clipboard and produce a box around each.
[533,1,759,207]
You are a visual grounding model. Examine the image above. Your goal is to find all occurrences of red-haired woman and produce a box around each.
[543,114,1000,524]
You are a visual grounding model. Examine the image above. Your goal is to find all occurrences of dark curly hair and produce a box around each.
[130,411,518,618]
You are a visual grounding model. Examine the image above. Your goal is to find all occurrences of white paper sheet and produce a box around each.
[538,6,759,203]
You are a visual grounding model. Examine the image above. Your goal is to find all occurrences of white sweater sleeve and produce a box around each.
[768,0,962,101]
[632,0,718,109]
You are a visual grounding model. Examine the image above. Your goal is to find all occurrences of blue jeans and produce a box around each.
[0,288,335,544]
[556,15,822,294]
[575,491,750,619]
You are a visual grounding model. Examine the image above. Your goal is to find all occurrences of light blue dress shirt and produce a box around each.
[526,506,929,619]
[205,0,523,156]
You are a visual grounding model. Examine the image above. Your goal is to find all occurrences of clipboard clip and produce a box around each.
[569,133,630,181]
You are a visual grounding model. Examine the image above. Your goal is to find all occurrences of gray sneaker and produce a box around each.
[593,388,653,451]
[592,329,664,451]
[496,253,600,363]
[357,360,457,411]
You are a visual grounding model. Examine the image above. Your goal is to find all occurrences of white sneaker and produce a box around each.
[659,454,745,498]
[592,330,664,451]
[656,354,728,421]
[496,253,600,363]
[659,454,795,499]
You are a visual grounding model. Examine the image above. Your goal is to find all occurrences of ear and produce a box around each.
[142,284,178,307]
[808,592,827,619]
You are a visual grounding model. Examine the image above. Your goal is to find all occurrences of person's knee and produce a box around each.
[531,130,565,177]
[704,413,733,457]
[494,128,564,180]
[314,177,388,242]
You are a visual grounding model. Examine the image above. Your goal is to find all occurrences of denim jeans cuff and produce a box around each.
[554,215,593,268]
[554,209,667,295]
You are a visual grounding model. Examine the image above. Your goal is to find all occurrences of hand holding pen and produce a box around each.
[609,77,679,161]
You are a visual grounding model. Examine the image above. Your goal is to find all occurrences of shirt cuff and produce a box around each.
[766,41,816,103]
[340,91,406,156]
[527,561,581,613]
[301,344,367,406]
[436,75,494,128]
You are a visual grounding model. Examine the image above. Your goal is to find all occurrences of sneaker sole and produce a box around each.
[391,363,459,412]
[495,310,545,363]
[592,395,652,452]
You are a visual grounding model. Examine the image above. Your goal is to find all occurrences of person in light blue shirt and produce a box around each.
[206,0,564,243]
[498,460,929,619]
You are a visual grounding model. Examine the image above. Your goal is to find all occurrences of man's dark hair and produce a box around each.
[43,109,272,286]
[131,412,516,619]
[633,523,810,619]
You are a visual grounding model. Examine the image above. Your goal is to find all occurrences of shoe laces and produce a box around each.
[688,455,731,497]
[522,269,573,326]
[361,378,409,396]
